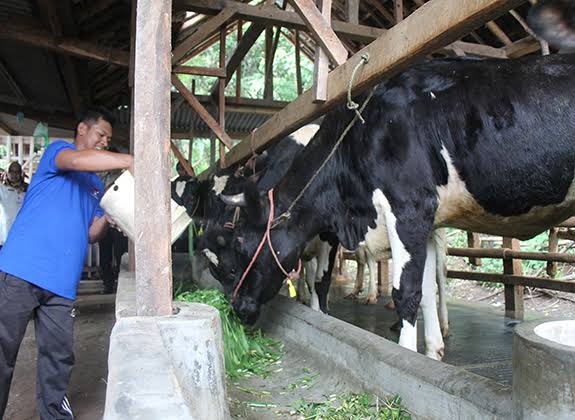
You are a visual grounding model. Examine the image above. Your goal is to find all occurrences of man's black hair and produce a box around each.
[74,107,116,137]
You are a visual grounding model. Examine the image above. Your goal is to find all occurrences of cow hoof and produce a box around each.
[426,347,445,361]
[364,296,378,305]
[344,292,359,300]
[384,300,396,310]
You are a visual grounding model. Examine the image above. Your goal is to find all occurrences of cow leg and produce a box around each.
[302,260,320,311]
[382,197,433,354]
[420,235,445,360]
[364,254,378,305]
[315,240,338,314]
[298,261,313,303]
[434,229,449,338]
[345,259,365,299]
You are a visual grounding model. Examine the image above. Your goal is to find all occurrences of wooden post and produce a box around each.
[347,0,359,24]
[467,231,482,266]
[128,0,136,272]
[503,237,524,319]
[219,27,227,168]
[236,19,242,100]
[295,30,303,96]
[133,0,172,316]
[264,26,273,100]
[547,227,558,277]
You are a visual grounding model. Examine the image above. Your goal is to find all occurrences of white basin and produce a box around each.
[534,320,575,347]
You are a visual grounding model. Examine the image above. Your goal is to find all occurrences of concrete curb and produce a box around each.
[259,295,512,419]
[104,270,229,420]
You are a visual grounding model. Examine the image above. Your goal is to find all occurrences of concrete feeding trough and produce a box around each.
[513,319,575,419]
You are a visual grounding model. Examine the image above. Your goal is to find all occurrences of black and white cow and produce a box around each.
[201,35,575,359]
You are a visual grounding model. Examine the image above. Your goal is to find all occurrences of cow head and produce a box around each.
[199,184,302,325]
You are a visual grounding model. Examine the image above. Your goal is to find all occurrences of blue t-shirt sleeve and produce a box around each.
[46,141,75,175]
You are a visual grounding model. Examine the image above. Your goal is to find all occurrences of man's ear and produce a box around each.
[77,121,88,136]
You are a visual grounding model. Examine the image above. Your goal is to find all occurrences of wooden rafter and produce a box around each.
[171,7,237,65]
[485,21,513,45]
[289,0,347,66]
[0,21,129,66]
[37,0,84,117]
[504,36,540,58]
[347,0,359,25]
[173,66,226,77]
[0,58,27,105]
[76,0,117,23]
[171,75,234,149]
[222,0,524,168]
[313,0,332,102]
[0,117,17,135]
[170,140,195,176]
[176,0,385,43]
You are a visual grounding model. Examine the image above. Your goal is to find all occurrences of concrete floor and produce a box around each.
[328,293,518,386]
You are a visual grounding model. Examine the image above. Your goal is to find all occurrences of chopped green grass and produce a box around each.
[176,289,283,379]
[293,393,411,420]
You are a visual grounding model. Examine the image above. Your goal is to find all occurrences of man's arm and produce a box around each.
[56,149,134,173]
[88,215,109,244]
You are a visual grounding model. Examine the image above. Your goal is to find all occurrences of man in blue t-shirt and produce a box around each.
[0,108,133,419]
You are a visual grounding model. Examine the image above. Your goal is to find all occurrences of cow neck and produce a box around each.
[272,86,377,229]
[233,188,302,301]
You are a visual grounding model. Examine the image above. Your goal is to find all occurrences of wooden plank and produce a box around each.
[264,26,275,100]
[171,7,237,65]
[176,0,385,43]
[219,27,227,168]
[313,0,332,102]
[447,247,575,264]
[0,21,129,66]
[223,0,524,168]
[503,237,524,319]
[170,140,195,176]
[486,21,512,45]
[172,75,234,149]
[447,270,575,294]
[347,0,359,25]
[445,40,507,58]
[210,22,265,97]
[133,0,173,316]
[466,232,482,266]
[505,36,540,58]
[364,0,395,24]
[173,65,227,77]
[289,0,347,66]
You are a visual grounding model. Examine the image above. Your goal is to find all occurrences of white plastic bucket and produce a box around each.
[100,171,192,244]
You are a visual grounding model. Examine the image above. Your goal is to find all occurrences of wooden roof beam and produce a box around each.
[0,117,17,135]
[175,0,385,43]
[289,0,348,66]
[222,0,524,168]
[37,0,84,117]
[0,21,129,66]
[172,75,234,149]
[0,58,27,105]
[76,0,118,23]
[172,7,237,65]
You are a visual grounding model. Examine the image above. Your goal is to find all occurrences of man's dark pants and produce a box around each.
[0,272,75,419]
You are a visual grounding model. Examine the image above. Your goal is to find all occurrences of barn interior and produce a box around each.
[1,0,574,419]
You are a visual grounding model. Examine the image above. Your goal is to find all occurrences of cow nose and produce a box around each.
[233,297,260,325]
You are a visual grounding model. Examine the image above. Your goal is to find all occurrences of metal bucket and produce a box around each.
[100,171,191,244]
